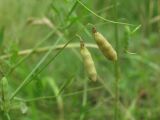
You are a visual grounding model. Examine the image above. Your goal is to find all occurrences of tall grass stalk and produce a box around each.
[7,30,55,76]
[113,0,120,120]
[47,77,64,120]
[14,86,103,102]
[9,36,74,100]
[80,78,88,120]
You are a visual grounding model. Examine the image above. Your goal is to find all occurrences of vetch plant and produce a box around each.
[0,0,145,119]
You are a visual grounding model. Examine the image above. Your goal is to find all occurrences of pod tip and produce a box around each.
[80,40,85,48]
[92,27,97,33]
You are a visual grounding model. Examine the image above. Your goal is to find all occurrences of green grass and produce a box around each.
[0,0,160,120]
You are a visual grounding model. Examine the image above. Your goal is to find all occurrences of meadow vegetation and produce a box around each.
[0,0,160,120]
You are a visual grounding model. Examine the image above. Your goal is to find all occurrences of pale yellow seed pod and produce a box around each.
[80,41,97,81]
[92,27,117,61]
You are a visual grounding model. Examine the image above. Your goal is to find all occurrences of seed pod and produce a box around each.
[92,27,117,61]
[80,41,97,81]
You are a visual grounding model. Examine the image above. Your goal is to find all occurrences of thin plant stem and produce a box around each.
[82,3,120,19]
[9,38,60,100]
[80,78,88,120]
[9,36,74,100]
[14,86,103,102]
[114,0,120,120]
[66,0,79,21]
[57,75,75,95]
[0,43,98,60]
[47,77,64,120]
[6,30,55,76]
[60,3,120,30]
[77,0,134,26]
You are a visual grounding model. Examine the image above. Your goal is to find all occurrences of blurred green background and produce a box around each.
[0,0,160,120]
